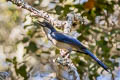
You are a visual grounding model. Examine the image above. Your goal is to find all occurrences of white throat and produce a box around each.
[43,27,52,34]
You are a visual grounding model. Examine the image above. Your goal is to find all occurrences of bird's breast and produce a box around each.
[47,34,72,50]
[48,34,57,44]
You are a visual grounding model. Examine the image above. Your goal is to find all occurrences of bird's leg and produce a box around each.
[65,49,72,59]
[60,49,67,57]
[60,49,72,59]
[54,49,68,66]
[55,49,72,66]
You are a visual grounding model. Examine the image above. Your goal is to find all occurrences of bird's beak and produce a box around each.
[38,21,45,27]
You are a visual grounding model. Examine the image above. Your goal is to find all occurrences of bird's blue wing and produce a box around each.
[51,32,86,49]
[51,32,109,72]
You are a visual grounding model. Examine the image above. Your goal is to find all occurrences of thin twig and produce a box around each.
[7,0,67,27]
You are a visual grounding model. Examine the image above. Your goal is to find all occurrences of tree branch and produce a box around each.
[7,0,80,80]
[7,0,67,28]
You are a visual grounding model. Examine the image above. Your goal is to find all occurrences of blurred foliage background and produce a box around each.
[0,0,120,80]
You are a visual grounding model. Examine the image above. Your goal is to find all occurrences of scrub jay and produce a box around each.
[39,21,109,72]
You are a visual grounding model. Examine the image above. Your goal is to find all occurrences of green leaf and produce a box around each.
[27,41,38,52]
[6,58,12,63]
[16,65,28,80]
[63,5,72,16]
[22,37,29,43]
[55,49,60,54]
[55,5,63,15]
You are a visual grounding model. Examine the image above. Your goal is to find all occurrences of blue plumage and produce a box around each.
[51,32,86,49]
[39,21,109,72]
[83,49,109,72]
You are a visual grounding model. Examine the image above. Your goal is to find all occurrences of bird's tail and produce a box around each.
[82,49,109,72]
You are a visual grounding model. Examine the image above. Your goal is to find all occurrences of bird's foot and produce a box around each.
[54,56,71,66]
[60,49,70,59]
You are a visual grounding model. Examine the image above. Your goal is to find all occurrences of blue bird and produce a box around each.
[39,21,109,72]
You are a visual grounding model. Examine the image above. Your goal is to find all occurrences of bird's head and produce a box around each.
[39,21,56,33]
[39,21,55,30]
